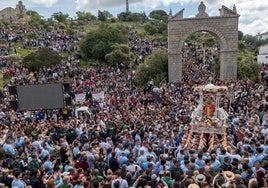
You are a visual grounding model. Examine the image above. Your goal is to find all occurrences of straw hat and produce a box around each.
[188,183,200,188]
[151,174,157,181]
[234,174,243,183]
[1,169,10,173]
[223,171,235,179]
[195,174,206,183]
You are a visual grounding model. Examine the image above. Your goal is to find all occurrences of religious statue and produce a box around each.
[196,1,208,18]
[203,98,215,117]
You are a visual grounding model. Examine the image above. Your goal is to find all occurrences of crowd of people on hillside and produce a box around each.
[0,26,79,54]
[0,25,267,188]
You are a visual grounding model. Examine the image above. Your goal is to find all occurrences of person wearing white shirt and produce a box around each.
[126,159,141,174]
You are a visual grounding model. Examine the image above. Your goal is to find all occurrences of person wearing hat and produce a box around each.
[248,178,259,188]
[150,174,158,188]
[187,183,200,188]
[233,174,246,188]
[212,169,234,188]
[195,174,206,184]
[223,171,235,180]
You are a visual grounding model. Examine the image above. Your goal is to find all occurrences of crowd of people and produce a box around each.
[0,25,267,188]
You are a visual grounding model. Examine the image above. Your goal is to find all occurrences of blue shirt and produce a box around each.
[12,179,26,188]
[3,143,15,155]
[195,159,205,167]
[44,160,54,172]
[73,147,80,158]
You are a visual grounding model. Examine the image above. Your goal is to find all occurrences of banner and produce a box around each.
[92,91,105,102]
[75,93,86,103]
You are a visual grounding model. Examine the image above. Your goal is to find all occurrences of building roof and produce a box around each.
[259,31,268,36]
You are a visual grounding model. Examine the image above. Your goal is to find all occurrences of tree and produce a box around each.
[237,60,261,82]
[203,37,216,47]
[117,11,148,22]
[238,41,246,51]
[102,10,114,19]
[22,48,62,72]
[134,49,168,87]
[98,10,107,21]
[76,11,96,21]
[144,22,158,35]
[143,21,167,35]
[149,10,168,21]
[51,12,69,22]
[27,11,44,28]
[117,11,132,21]
[80,24,127,62]
[105,44,131,66]
[238,30,243,41]
[243,34,258,47]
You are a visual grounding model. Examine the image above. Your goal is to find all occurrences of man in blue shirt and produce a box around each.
[11,170,26,188]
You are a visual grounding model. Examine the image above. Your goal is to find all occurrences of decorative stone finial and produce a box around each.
[233,4,237,13]
[196,1,208,18]
[169,9,172,16]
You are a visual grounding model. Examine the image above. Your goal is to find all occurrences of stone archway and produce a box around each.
[168,2,240,82]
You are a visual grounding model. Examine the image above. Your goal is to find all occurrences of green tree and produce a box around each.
[117,11,148,22]
[102,10,114,19]
[66,28,75,36]
[52,12,69,22]
[22,48,62,72]
[98,10,107,21]
[237,60,261,82]
[105,44,131,66]
[27,10,44,28]
[149,10,168,21]
[117,11,132,21]
[80,24,127,62]
[238,30,243,41]
[76,11,96,21]
[144,22,158,35]
[143,21,167,35]
[238,41,246,51]
[243,34,258,47]
[212,56,220,77]
[134,49,168,87]
[203,37,216,47]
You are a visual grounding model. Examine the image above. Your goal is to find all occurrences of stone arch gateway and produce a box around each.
[168,2,240,82]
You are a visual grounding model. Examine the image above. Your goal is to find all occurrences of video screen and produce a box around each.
[17,83,64,111]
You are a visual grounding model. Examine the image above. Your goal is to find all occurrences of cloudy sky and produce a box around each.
[0,0,267,35]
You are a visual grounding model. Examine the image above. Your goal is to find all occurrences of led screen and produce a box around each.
[17,83,64,111]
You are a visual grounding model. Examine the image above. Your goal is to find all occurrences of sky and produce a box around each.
[0,0,267,36]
